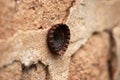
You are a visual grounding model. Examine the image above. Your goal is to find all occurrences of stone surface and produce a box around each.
[0,0,96,80]
[22,62,46,80]
[68,32,110,80]
[0,0,74,39]
[0,62,22,80]
[0,0,120,80]
[0,61,48,80]
[113,26,120,80]
[0,32,111,80]
[94,0,120,31]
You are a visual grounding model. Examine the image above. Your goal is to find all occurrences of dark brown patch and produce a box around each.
[47,24,70,56]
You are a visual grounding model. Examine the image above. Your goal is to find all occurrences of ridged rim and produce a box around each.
[47,23,70,55]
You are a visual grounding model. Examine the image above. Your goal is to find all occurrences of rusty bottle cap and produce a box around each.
[47,24,70,56]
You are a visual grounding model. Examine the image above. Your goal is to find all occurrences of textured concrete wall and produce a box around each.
[0,0,120,80]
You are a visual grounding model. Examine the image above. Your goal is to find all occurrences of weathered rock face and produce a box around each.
[0,0,120,80]
[68,32,110,80]
[94,0,120,31]
[0,32,111,80]
[0,62,22,80]
[0,0,74,39]
[113,26,120,80]
[0,61,47,80]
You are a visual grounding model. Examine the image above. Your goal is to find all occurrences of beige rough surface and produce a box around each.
[0,61,47,80]
[0,0,74,39]
[0,0,97,80]
[0,0,120,80]
[22,62,46,80]
[113,26,120,80]
[0,32,111,80]
[95,0,120,31]
[68,32,110,80]
[0,62,22,80]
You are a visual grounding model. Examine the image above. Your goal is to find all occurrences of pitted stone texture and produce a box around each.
[0,0,120,80]
[68,32,110,80]
[0,0,74,39]
[0,61,48,80]
[22,62,46,80]
[95,0,120,31]
[113,26,120,80]
[0,62,22,80]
